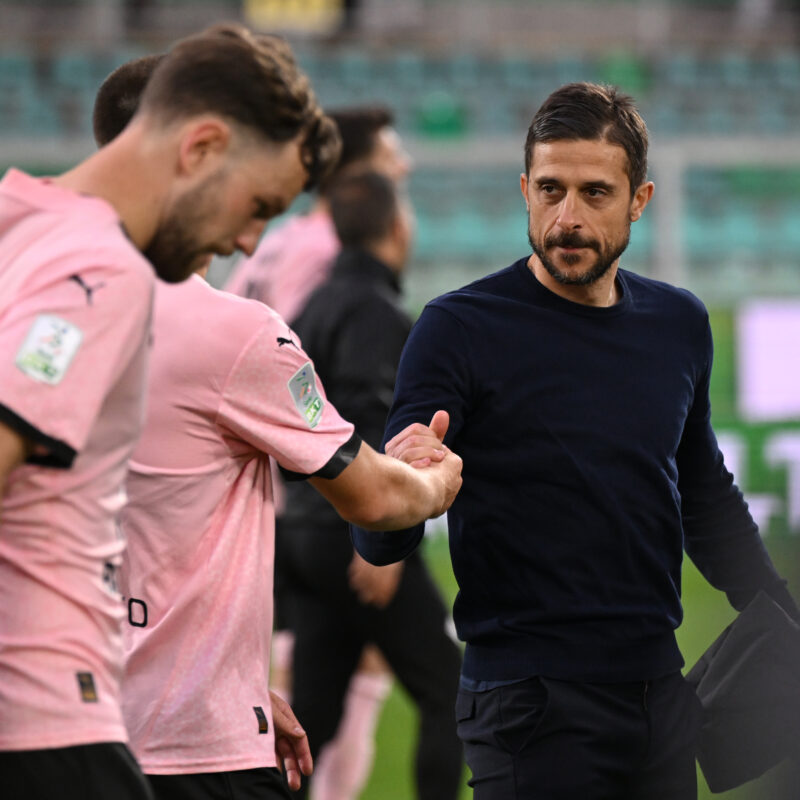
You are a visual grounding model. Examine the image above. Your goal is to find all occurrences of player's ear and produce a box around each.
[177,117,232,177]
[630,181,654,222]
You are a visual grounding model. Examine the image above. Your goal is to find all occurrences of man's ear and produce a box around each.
[176,117,232,177]
[630,180,654,222]
[520,172,530,211]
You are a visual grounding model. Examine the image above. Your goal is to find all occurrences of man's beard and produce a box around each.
[528,224,630,287]
[144,172,226,284]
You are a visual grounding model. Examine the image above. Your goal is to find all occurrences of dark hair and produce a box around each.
[318,106,394,195]
[328,170,398,249]
[524,82,649,194]
[134,23,340,190]
[93,54,165,146]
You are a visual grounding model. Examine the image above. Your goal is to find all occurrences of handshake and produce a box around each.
[384,409,462,521]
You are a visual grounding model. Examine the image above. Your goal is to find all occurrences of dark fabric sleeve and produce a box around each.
[0,402,76,469]
[679,318,800,619]
[352,303,472,565]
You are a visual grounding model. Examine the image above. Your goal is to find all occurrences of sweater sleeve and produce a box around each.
[679,316,799,618]
[351,302,472,565]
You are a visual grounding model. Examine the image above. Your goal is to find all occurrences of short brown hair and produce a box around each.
[136,23,340,190]
[329,170,398,249]
[93,54,165,146]
[524,82,649,194]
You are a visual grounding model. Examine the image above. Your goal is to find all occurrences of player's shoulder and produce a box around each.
[621,269,708,319]
[425,259,524,317]
[252,211,335,261]
[162,276,287,331]
[32,221,154,305]
[153,278,300,379]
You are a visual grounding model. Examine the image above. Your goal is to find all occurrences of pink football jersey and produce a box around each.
[119,275,356,774]
[0,168,154,750]
[224,209,339,324]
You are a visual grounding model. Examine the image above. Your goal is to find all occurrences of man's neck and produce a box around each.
[527,255,621,307]
[52,123,169,251]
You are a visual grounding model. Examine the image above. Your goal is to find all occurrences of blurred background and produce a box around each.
[2,1,799,797]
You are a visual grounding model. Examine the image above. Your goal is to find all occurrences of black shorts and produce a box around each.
[0,741,153,800]
[148,767,291,800]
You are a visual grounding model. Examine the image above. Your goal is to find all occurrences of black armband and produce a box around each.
[279,432,362,482]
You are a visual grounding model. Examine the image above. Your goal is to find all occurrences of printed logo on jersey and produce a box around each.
[15,314,83,385]
[69,273,106,305]
[77,672,98,703]
[287,362,324,429]
[253,706,269,734]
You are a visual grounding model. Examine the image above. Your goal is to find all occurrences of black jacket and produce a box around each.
[687,590,800,792]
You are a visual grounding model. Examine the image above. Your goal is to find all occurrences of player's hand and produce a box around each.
[348,551,404,608]
[385,410,451,468]
[269,690,313,790]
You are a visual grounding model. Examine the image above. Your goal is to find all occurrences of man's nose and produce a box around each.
[235,219,267,257]
[555,192,582,230]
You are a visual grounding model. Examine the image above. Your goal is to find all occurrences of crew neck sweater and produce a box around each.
[352,257,796,683]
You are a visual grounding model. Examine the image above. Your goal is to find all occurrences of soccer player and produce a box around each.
[226,105,412,800]
[279,170,464,800]
[353,82,800,800]
[92,55,462,800]
[0,23,340,800]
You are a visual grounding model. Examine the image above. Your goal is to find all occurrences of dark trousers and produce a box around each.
[148,767,290,800]
[0,741,154,800]
[456,672,703,800]
[279,524,463,800]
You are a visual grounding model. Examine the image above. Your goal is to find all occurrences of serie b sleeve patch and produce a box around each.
[287,361,324,429]
[15,314,83,385]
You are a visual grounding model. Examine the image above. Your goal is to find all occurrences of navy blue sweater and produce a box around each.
[352,258,796,683]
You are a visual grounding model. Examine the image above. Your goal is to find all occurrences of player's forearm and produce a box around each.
[353,457,450,530]
[310,443,461,531]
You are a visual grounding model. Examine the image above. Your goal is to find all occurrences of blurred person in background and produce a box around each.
[279,169,464,800]
[226,104,413,800]
[0,21,338,800]
[92,48,462,800]
[352,81,800,800]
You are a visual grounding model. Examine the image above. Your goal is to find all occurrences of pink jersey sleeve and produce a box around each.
[217,319,356,477]
[0,257,153,467]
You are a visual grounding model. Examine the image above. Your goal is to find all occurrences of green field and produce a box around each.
[357,307,800,799]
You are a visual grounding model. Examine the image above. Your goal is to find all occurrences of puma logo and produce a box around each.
[69,274,106,306]
[277,336,298,348]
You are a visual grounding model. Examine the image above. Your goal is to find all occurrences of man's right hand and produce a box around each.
[385,410,451,468]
